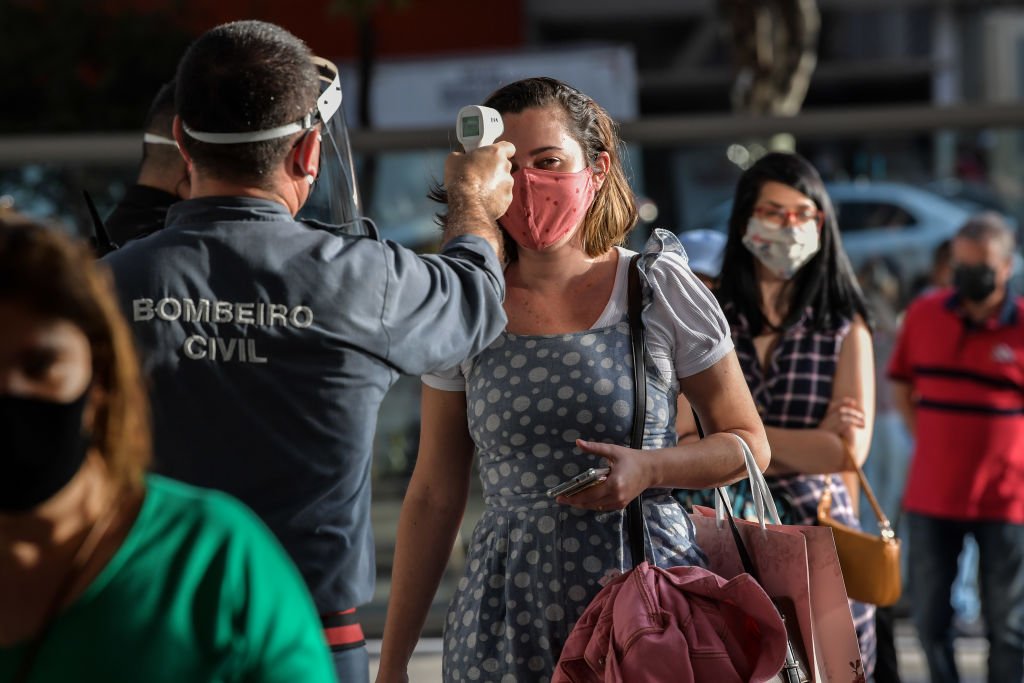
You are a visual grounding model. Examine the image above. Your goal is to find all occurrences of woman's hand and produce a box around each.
[554,439,656,512]
[818,397,865,445]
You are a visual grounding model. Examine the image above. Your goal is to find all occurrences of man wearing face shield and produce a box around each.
[889,212,1024,683]
[103,80,190,246]
[103,20,513,681]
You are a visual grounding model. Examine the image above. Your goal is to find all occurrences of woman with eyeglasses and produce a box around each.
[678,151,877,675]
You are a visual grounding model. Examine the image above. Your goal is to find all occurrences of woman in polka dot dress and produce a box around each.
[375,77,769,683]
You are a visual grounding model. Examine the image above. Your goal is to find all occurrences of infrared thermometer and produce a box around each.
[456,105,503,152]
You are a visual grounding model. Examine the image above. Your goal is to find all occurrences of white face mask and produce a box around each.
[742,217,821,279]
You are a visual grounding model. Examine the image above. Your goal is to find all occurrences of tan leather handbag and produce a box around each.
[817,448,902,607]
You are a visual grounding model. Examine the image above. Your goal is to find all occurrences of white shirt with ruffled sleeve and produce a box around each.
[423,232,733,392]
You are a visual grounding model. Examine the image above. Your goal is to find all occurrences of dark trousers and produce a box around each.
[873,605,902,683]
[907,513,1024,683]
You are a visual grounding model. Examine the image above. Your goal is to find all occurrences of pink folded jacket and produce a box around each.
[553,562,787,683]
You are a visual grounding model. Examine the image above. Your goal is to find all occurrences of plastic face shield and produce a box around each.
[181,56,365,233]
[297,57,365,232]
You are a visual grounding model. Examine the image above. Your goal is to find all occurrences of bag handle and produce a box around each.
[625,254,648,568]
[712,431,809,683]
[713,433,781,530]
[822,444,896,541]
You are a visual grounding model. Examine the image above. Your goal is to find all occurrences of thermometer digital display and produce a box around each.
[456,105,503,152]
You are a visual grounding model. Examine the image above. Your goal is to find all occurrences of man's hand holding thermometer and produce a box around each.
[442,105,513,260]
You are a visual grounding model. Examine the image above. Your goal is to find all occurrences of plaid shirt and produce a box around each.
[677,304,876,673]
[732,305,875,675]
[732,305,859,528]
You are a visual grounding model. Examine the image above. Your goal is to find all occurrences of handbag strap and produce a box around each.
[625,254,648,568]
[712,428,808,683]
[683,409,764,579]
[824,445,896,541]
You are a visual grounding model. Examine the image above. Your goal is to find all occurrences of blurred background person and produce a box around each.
[856,256,907,683]
[0,214,335,683]
[103,80,189,246]
[677,228,727,289]
[909,238,953,301]
[906,236,982,640]
[678,151,877,676]
[889,212,1024,683]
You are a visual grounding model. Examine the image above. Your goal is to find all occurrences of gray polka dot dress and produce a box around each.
[441,272,711,680]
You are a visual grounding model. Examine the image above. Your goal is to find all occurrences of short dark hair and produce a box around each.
[141,80,178,166]
[175,21,319,187]
[144,80,176,137]
[716,152,871,334]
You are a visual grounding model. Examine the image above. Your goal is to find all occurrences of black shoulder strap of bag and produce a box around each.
[624,257,740,573]
[625,254,647,567]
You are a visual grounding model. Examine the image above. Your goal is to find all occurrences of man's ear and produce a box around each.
[172,116,192,165]
[291,129,321,181]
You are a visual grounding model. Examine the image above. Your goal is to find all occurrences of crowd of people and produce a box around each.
[2,17,1023,683]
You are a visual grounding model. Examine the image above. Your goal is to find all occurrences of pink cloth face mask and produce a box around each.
[499,167,597,251]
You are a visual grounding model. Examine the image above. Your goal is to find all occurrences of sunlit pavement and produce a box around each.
[365,620,988,682]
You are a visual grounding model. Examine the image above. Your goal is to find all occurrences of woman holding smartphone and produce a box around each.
[376,77,768,683]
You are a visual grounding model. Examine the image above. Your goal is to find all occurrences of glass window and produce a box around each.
[835,201,918,231]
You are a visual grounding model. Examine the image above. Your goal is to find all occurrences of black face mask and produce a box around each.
[0,391,91,513]
[953,263,998,303]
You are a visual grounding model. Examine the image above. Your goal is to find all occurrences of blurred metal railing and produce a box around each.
[3,102,1024,165]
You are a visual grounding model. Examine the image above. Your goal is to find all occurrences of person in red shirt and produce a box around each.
[889,211,1024,683]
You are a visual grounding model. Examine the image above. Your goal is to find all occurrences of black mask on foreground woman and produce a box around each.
[0,389,90,512]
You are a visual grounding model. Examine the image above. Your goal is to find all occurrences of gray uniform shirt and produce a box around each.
[103,196,507,613]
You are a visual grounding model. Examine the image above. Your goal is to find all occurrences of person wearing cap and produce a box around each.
[103,20,514,682]
[677,228,727,289]
[103,80,189,246]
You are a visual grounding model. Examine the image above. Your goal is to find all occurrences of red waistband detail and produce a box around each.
[324,623,365,647]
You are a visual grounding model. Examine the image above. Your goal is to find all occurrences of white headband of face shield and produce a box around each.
[143,133,177,146]
[180,56,342,145]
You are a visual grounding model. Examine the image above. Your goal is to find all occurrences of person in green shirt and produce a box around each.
[0,213,336,683]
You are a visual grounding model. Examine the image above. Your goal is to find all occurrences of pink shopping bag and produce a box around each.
[691,505,865,683]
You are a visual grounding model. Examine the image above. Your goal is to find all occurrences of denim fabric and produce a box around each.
[907,513,1024,683]
[953,536,981,624]
[332,645,369,683]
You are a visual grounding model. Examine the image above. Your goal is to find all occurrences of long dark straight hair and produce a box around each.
[716,152,871,335]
